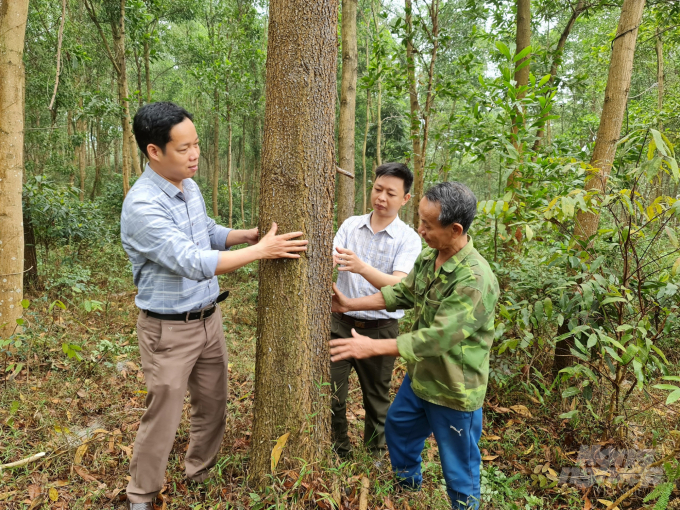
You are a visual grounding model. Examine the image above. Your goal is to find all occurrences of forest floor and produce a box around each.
[1,244,679,510]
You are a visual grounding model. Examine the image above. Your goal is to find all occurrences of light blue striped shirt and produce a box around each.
[334,213,422,320]
[121,165,232,314]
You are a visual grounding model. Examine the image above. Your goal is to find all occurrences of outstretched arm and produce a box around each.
[331,282,386,313]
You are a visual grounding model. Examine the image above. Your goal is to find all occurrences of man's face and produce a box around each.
[371,175,410,218]
[148,117,200,182]
[417,197,462,249]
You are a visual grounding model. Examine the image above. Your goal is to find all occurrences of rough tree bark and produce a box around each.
[212,88,220,218]
[337,0,358,226]
[554,0,646,377]
[0,0,29,337]
[250,0,337,482]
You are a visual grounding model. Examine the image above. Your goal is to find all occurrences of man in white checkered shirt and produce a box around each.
[331,162,422,458]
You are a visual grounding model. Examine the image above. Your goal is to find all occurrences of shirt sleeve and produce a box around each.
[392,230,423,274]
[122,196,219,281]
[395,283,488,363]
[332,219,348,255]
[381,252,421,311]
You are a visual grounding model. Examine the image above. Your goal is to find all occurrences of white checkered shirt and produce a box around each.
[121,165,232,314]
[334,213,422,320]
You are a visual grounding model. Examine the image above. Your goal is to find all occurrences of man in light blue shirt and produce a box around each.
[121,102,307,509]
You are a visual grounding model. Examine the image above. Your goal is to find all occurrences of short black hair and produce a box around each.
[424,181,477,233]
[375,162,414,194]
[133,102,193,157]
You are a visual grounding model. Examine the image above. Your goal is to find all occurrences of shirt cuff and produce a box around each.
[201,250,220,279]
[381,285,398,312]
[397,333,422,363]
[214,226,232,251]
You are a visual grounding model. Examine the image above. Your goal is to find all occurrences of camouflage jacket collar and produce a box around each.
[421,235,474,274]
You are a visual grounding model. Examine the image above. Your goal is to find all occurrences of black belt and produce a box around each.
[334,312,397,330]
[144,290,230,322]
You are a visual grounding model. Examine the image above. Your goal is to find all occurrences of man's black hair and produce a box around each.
[133,102,194,157]
[375,162,414,194]
[424,181,477,233]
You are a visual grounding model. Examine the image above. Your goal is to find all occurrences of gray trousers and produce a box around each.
[126,308,228,503]
[330,314,399,456]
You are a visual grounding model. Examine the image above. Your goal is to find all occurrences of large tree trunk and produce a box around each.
[251,0,336,482]
[554,0,646,378]
[213,88,220,218]
[337,0,358,226]
[0,0,29,338]
[573,0,645,242]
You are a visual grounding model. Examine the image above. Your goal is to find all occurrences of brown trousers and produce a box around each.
[126,308,228,503]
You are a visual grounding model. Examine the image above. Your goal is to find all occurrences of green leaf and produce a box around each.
[15,318,25,326]
[562,387,580,398]
[586,334,598,349]
[672,257,680,276]
[558,410,578,420]
[666,389,680,405]
[495,41,511,60]
[21,299,30,309]
[543,298,553,320]
[665,226,678,248]
[662,376,680,382]
[513,45,532,62]
[604,346,623,362]
[525,224,534,242]
[633,359,644,390]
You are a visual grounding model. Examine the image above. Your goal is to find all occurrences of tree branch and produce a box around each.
[83,0,121,76]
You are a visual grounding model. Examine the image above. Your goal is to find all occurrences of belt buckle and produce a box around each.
[355,320,365,329]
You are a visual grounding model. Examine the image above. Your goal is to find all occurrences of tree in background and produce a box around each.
[0,0,30,337]
[337,0,359,226]
[251,0,337,481]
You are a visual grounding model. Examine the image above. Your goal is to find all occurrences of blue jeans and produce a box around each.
[385,375,483,510]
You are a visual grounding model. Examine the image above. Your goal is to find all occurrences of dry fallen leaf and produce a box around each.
[523,444,534,455]
[74,443,88,465]
[510,405,532,418]
[48,488,59,502]
[597,500,620,510]
[27,485,41,501]
[270,432,290,472]
[482,455,499,461]
[583,493,592,510]
[74,465,98,483]
[485,435,502,440]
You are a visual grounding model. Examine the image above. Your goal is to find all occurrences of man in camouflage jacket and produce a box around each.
[331,181,499,510]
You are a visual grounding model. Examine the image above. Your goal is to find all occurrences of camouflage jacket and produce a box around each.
[381,237,499,411]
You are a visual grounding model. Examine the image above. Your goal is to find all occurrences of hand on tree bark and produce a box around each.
[331,282,351,314]
[256,222,308,259]
[333,246,367,275]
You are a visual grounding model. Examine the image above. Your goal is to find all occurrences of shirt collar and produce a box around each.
[144,164,184,199]
[360,212,401,238]
[424,236,474,273]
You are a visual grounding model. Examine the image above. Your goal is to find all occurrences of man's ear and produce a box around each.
[146,143,163,163]
[451,223,464,238]
[401,193,411,206]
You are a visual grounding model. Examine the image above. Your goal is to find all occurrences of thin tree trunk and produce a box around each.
[67,110,77,185]
[533,0,584,150]
[337,0,358,225]
[213,88,220,218]
[655,27,663,130]
[90,119,102,200]
[507,0,531,189]
[227,110,233,228]
[554,0,646,378]
[362,90,371,215]
[251,0,336,482]
[78,99,86,201]
[144,39,152,102]
[405,0,422,224]
[0,0,29,337]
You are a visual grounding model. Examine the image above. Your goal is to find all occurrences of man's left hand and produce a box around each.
[330,329,378,361]
[334,247,367,275]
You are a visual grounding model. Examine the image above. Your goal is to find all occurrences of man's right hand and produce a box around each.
[331,282,351,314]
[256,222,308,259]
